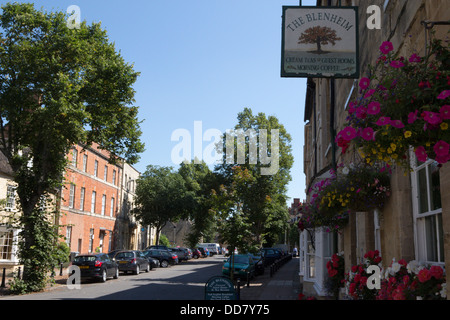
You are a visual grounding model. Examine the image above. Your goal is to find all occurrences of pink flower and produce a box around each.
[376,116,392,126]
[429,266,444,280]
[408,110,418,124]
[434,140,450,157]
[417,268,431,283]
[391,119,405,128]
[390,60,405,68]
[364,89,376,98]
[367,101,381,115]
[380,41,394,54]
[360,127,375,141]
[437,90,450,100]
[440,105,450,119]
[355,107,367,119]
[415,146,427,162]
[409,53,422,63]
[423,111,442,125]
[340,126,357,141]
[359,77,370,90]
[348,101,356,114]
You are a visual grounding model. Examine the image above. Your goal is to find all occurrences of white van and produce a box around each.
[198,243,220,255]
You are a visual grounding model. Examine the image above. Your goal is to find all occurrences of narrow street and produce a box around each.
[0,255,225,300]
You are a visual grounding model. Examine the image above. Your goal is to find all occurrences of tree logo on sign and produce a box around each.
[298,26,342,54]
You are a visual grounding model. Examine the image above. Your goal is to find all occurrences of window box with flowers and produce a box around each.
[344,250,446,300]
[337,38,450,170]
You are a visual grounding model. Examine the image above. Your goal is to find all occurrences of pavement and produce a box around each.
[238,256,301,300]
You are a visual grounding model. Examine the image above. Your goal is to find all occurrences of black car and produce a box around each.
[113,250,150,274]
[169,247,190,262]
[72,253,119,282]
[249,253,265,275]
[147,256,159,269]
[145,245,169,251]
[144,249,177,267]
[261,248,283,266]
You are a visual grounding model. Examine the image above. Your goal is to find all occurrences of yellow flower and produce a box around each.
[390,143,397,151]
[441,122,448,130]
[404,131,412,138]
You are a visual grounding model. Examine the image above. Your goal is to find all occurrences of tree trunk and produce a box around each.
[316,37,322,53]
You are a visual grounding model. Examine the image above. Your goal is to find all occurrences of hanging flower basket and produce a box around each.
[337,38,450,169]
[318,163,391,213]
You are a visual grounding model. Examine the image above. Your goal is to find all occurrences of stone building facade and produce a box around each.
[300,0,450,298]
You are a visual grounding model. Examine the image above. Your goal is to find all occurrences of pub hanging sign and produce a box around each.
[281,6,359,78]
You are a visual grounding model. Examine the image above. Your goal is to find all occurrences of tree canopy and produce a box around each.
[0,2,144,292]
[133,165,193,246]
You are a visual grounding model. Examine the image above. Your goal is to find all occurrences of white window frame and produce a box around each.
[94,160,98,177]
[110,197,115,217]
[80,187,85,211]
[83,154,88,172]
[91,191,96,214]
[6,185,16,211]
[410,152,444,265]
[101,194,106,215]
[69,184,75,209]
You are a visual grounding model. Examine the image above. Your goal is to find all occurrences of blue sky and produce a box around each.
[13,0,319,204]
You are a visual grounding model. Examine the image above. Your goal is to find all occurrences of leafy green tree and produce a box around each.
[178,160,219,247]
[133,165,193,246]
[215,108,293,248]
[0,3,144,292]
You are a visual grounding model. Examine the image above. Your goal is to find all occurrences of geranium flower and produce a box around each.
[429,266,444,280]
[415,146,427,162]
[390,60,405,68]
[417,268,431,283]
[408,110,418,124]
[359,77,370,90]
[440,105,450,119]
[367,101,381,115]
[422,111,442,125]
[376,116,392,126]
[409,53,422,63]
[418,81,431,89]
[380,41,393,54]
[437,90,450,100]
[360,127,375,141]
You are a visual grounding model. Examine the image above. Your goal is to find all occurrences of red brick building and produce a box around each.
[60,143,122,254]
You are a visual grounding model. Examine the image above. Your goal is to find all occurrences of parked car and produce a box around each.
[222,254,256,279]
[146,245,169,251]
[72,253,119,282]
[144,249,177,267]
[248,253,265,275]
[169,247,191,262]
[147,256,159,269]
[113,250,150,275]
[197,247,209,257]
[261,248,283,266]
[191,248,201,259]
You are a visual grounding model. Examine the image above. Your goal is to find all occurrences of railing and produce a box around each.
[269,254,292,277]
